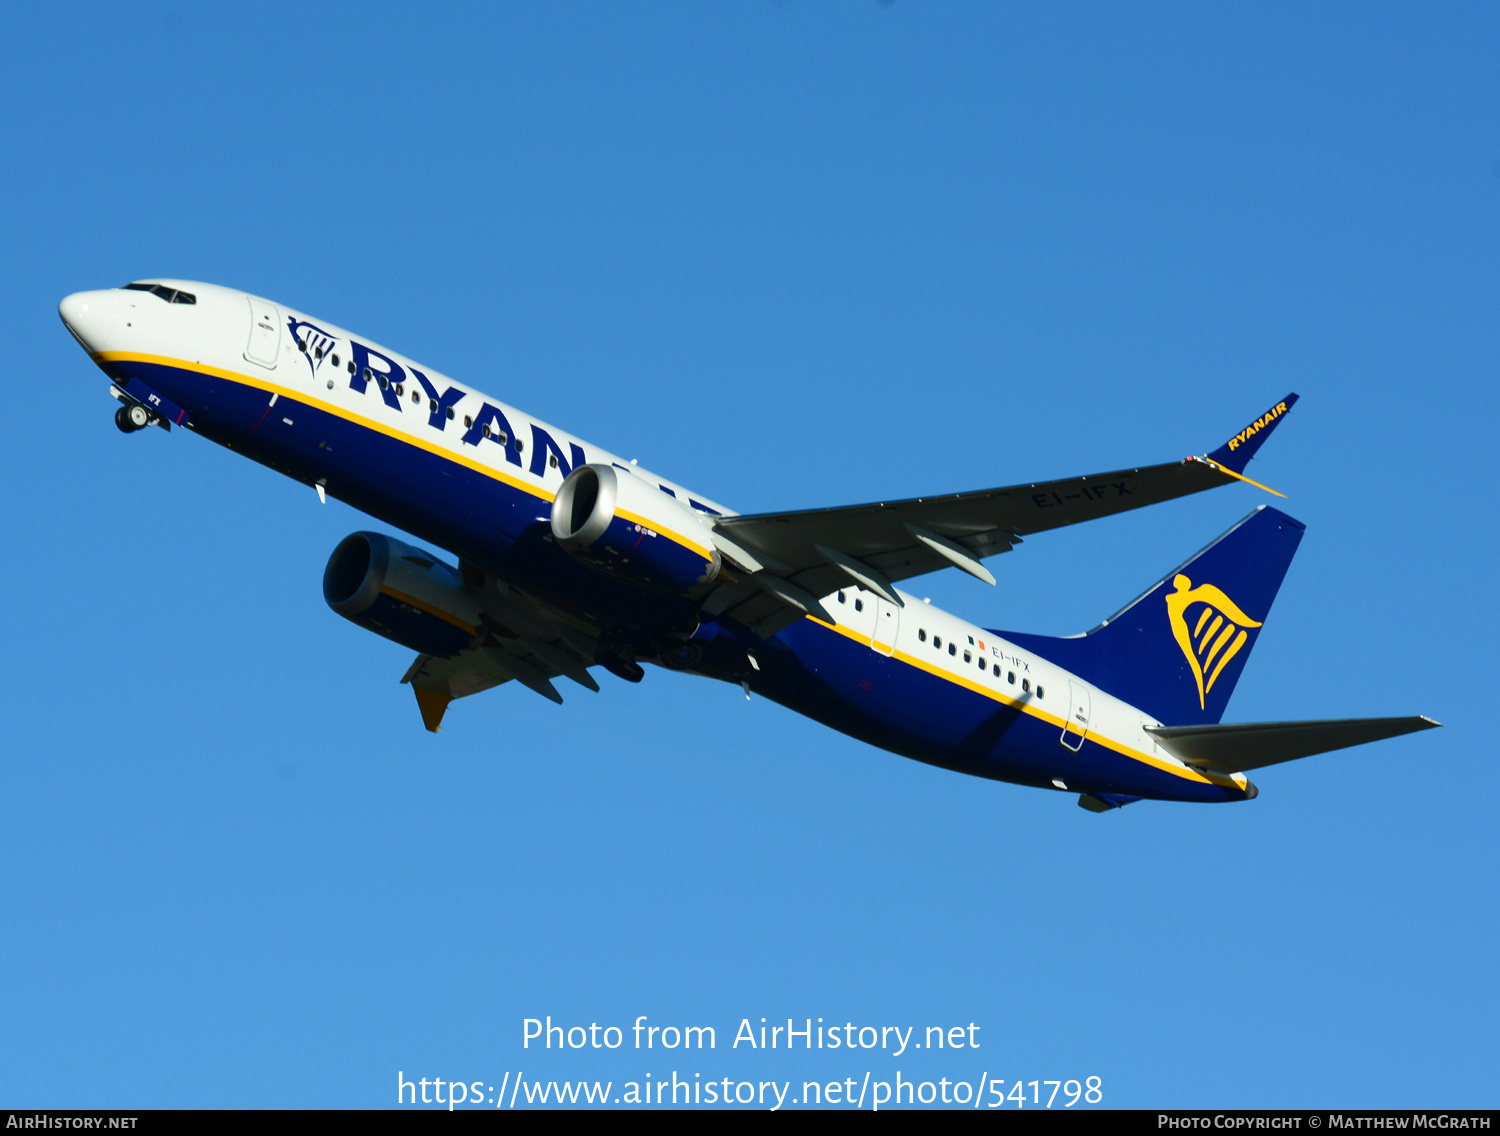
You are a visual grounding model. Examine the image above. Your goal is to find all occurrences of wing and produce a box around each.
[402,568,604,731]
[403,649,516,731]
[703,394,1298,637]
[1144,716,1440,773]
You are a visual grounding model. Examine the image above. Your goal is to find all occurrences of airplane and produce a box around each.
[57,279,1439,811]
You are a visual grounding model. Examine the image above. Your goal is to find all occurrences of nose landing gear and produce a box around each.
[114,403,152,433]
[109,382,181,434]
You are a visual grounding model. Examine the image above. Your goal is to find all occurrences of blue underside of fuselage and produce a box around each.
[699,620,1243,803]
[107,357,1246,805]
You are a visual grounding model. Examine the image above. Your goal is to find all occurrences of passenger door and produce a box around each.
[244,296,281,369]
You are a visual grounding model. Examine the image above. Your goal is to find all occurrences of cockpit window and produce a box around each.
[123,282,196,304]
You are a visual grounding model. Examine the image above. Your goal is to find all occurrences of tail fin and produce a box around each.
[996,506,1305,726]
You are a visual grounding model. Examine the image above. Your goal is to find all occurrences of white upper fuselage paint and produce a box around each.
[63,280,729,518]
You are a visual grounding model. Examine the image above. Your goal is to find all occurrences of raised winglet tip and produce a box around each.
[1206,393,1299,476]
[413,685,451,733]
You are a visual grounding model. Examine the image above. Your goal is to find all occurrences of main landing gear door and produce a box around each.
[244,296,281,369]
[1061,679,1090,752]
[870,596,899,657]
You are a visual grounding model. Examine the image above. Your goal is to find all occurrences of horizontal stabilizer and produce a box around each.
[1146,715,1440,773]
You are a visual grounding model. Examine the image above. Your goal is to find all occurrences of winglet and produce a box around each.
[413,685,451,733]
[1205,393,1299,475]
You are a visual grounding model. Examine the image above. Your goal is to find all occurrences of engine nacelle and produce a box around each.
[323,532,481,658]
[550,464,721,593]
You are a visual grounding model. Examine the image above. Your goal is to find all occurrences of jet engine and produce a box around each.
[550,464,721,594]
[323,532,482,658]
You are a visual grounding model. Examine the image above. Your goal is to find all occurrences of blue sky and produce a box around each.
[2,2,1496,1109]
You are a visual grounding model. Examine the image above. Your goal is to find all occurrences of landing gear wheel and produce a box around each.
[659,641,704,671]
[127,403,151,429]
[115,406,140,433]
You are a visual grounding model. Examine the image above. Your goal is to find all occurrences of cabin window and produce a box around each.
[482,424,491,438]
[429,399,438,412]
[395,383,404,396]
[516,437,524,452]
[1007,671,1015,684]
[463,415,472,428]
[963,651,971,663]
[411,390,420,405]
[497,431,509,445]
[992,664,1000,676]
[1037,685,1045,698]
[854,598,863,612]
[347,361,355,374]
[838,591,846,604]
[917,629,925,641]
[330,354,339,368]
[314,347,323,360]
[1022,678,1031,692]
[296,338,306,351]
[948,643,956,656]
[978,657,985,671]
[549,454,558,468]
[933,636,941,649]
[446,407,455,420]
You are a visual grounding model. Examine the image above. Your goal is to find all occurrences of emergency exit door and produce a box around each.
[1060,679,1090,752]
[870,597,899,657]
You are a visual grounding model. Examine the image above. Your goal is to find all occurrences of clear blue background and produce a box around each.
[2,1,1495,1109]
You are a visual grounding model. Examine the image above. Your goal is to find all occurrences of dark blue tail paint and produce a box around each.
[996,506,1305,727]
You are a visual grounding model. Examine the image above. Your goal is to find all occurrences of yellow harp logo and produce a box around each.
[1165,575,1262,710]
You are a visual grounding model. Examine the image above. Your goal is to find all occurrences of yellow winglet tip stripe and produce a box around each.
[1198,457,1286,498]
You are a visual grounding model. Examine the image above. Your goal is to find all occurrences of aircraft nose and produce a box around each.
[58,289,119,351]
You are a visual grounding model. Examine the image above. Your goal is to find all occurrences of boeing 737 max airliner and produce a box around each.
[58,280,1438,810]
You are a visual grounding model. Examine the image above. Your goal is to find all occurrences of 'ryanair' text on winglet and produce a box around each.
[1207,393,1299,474]
[1188,393,1299,497]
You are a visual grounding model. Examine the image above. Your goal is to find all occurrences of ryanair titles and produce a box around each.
[287,317,719,512]
[1226,401,1290,452]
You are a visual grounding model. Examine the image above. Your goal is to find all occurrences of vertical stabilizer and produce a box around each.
[997,506,1305,726]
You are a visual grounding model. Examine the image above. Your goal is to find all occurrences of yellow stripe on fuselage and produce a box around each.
[98,353,1242,790]
[95,352,716,564]
[805,616,1243,789]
